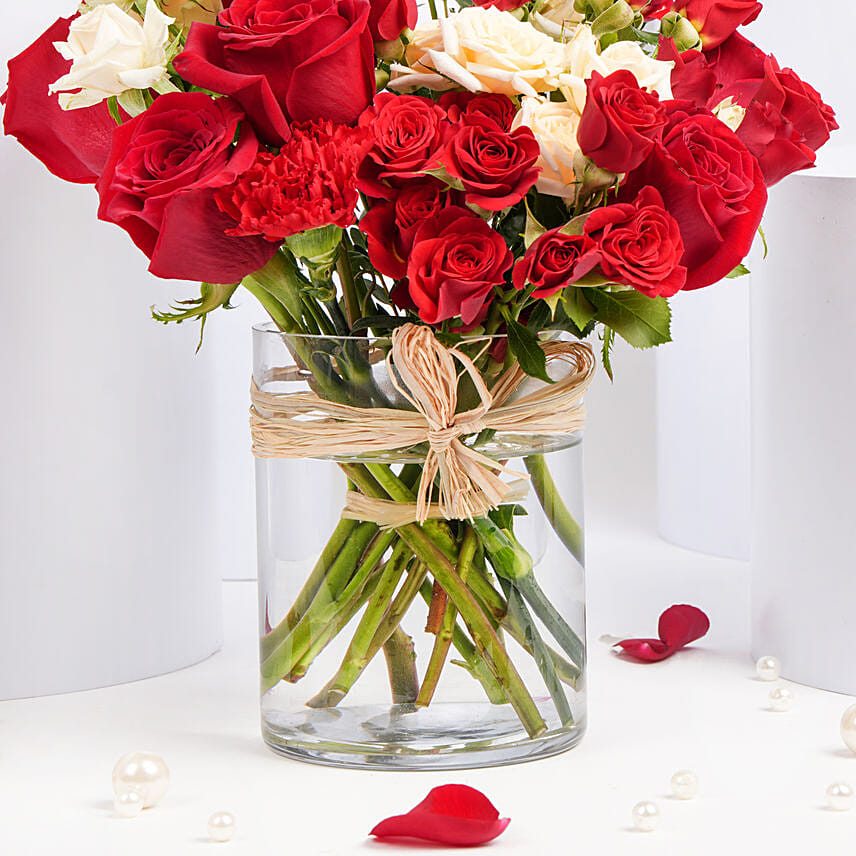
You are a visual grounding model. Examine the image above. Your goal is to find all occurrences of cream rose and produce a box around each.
[558,25,674,112]
[389,7,566,97]
[713,96,746,132]
[511,95,581,200]
[530,0,584,41]
[49,2,175,112]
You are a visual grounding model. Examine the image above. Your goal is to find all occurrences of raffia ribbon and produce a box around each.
[250,324,595,524]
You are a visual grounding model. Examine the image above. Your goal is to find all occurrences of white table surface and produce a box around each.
[3,525,854,855]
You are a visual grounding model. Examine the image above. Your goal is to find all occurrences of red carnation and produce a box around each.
[443,117,540,211]
[406,207,512,326]
[216,121,370,241]
[96,92,278,283]
[438,92,517,131]
[2,16,119,184]
[358,93,449,200]
[513,231,600,299]
[359,180,455,279]
[578,70,668,175]
[622,101,766,290]
[173,0,375,146]
[583,186,687,297]
[672,0,762,50]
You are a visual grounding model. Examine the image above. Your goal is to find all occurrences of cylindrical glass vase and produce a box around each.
[253,325,587,770]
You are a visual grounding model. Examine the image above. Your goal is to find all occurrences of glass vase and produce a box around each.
[253,324,587,770]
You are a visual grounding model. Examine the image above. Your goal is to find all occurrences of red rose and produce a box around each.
[724,55,838,186]
[368,0,417,40]
[2,16,119,184]
[406,207,513,325]
[583,186,687,297]
[577,70,668,174]
[439,92,517,131]
[97,92,278,283]
[359,180,454,279]
[358,93,449,199]
[173,0,374,146]
[512,231,600,299]
[672,0,762,50]
[623,102,766,290]
[216,120,370,240]
[703,32,765,93]
[443,117,540,211]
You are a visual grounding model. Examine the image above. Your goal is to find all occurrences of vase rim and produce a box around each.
[253,321,544,342]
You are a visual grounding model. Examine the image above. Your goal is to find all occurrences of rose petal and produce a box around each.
[612,604,710,663]
[658,604,710,650]
[370,784,511,847]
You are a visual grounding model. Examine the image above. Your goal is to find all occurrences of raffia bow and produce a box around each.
[250,324,595,524]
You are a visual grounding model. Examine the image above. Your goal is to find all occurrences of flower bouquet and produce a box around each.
[4,0,835,767]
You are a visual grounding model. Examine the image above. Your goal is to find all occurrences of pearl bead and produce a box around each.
[114,790,144,819]
[756,655,781,681]
[208,811,237,843]
[826,782,854,812]
[841,704,856,754]
[769,685,793,712]
[112,752,170,808]
[670,770,699,800]
[631,801,659,832]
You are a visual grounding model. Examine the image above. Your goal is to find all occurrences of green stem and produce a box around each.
[416,524,478,707]
[306,541,410,707]
[340,463,546,737]
[525,454,585,566]
[501,580,574,726]
[260,518,361,661]
[382,627,419,705]
[336,236,360,329]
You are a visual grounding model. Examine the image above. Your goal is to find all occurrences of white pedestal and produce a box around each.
[656,280,752,560]
[750,167,856,693]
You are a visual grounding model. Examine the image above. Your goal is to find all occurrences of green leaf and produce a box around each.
[524,200,547,249]
[561,287,597,330]
[350,314,409,334]
[152,282,239,352]
[726,263,750,278]
[584,288,672,348]
[501,309,553,383]
[601,326,615,381]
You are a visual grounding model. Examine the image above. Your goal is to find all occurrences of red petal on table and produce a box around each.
[370,784,510,847]
[613,604,710,663]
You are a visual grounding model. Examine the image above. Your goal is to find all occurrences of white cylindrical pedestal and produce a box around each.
[656,280,752,560]
[750,164,856,693]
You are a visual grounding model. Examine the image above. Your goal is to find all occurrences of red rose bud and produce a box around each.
[578,70,669,175]
[439,92,517,131]
[96,93,278,283]
[2,16,119,184]
[216,120,370,241]
[729,56,838,186]
[611,604,710,662]
[406,206,512,326]
[442,117,541,211]
[173,0,375,146]
[513,230,600,299]
[583,186,687,297]
[368,0,417,42]
[360,179,454,279]
[357,93,449,200]
[371,785,510,847]
[621,100,766,290]
[672,0,762,50]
